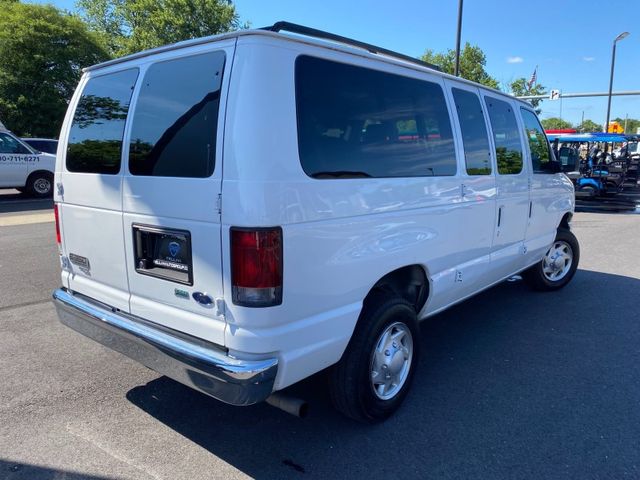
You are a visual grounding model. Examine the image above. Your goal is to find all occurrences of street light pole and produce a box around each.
[604,32,629,133]
[454,0,463,76]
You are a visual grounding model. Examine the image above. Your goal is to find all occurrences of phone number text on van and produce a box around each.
[0,155,40,163]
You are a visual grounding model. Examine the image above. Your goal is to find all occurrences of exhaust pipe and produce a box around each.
[266,392,308,418]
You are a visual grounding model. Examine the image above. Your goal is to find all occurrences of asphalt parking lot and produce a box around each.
[1,190,639,479]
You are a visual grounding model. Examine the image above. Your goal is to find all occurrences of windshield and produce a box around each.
[629,142,638,153]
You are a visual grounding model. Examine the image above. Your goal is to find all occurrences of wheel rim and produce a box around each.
[542,240,573,282]
[369,321,413,401]
[33,177,51,195]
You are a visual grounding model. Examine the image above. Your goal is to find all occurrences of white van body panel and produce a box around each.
[0,130,55,188]
[54,31,575,394]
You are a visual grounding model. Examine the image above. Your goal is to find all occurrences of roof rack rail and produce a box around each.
[261,21,441,72]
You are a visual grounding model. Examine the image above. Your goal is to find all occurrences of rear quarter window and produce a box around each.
[295,56,457,179]
[66,69,138,174]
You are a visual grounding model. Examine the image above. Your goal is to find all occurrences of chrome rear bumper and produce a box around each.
[52,288,277,406]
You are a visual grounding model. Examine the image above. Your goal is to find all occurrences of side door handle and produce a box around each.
[497,206,502,227]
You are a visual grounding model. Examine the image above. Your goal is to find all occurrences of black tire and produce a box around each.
[328,293,420,423]
[26,172,53,198]
[577,184,598,197]
[523,229,580,291]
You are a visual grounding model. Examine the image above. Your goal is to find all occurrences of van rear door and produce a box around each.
[58,68,139,312]
[121,46,231,346]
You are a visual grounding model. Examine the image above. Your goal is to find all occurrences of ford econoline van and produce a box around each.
[52,22,578,422]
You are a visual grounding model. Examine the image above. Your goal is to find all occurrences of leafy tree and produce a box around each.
[541,117,573,130]
[0,2,108,137]
[509,77,546,114]
[576,119,602,133]
[421,42,499,89]
[77,0,244,57]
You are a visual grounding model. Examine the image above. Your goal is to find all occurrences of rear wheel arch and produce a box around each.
[366,265,430,314]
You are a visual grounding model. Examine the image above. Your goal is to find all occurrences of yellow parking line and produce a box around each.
[0,212,54,226]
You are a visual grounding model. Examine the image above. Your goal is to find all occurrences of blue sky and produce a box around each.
[32,0,640,129]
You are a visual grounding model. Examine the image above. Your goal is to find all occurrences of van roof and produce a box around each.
[84,22,526,106]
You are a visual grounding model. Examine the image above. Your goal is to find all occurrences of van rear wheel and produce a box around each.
[523,229,580,291]
[328,293,420,423]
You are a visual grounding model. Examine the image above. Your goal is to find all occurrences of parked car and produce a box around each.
[0,128,55,196]
[22,137,58,155]
[52,22,578,423]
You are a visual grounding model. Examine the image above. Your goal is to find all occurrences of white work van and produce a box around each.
[53,22,578,422]
[0,128,55,196]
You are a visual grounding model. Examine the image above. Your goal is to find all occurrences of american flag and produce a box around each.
[527,66,538,90]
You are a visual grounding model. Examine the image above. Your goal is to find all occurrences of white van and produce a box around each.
[52,23,578,422]
[0,128,55,196]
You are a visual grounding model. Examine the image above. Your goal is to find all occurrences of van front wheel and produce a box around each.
[328,294,420,423]
[27,172,53,198]
[523,229,580,291]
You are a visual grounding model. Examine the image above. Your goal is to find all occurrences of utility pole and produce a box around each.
[605,32,630,132]
[454,0,463,76]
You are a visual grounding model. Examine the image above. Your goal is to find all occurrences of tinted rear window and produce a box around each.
[128,51,225,177]
[295,56,456,179]
[67,69,138,174]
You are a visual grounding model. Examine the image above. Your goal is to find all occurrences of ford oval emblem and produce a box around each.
[192,292,213,306]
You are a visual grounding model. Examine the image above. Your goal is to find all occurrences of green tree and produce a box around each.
[576,119,602,133]
[0,2,108,137]
[421,42,499,89]
[541,117,573,130]
[77,0,244,57]
[509,77,546,114]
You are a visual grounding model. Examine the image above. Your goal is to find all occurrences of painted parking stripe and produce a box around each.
[0,212,54,226]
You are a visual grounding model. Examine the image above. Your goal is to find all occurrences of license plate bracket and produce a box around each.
[133,224,193,285]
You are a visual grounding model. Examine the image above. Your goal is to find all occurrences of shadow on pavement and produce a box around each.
[1,459,113,480]
[126,270,640,479]
[0,191,53,214]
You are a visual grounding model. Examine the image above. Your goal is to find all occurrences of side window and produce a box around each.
[128,51,225,178]
[67,69,138,174]
[0,133,30,154]
[484,97,523,175]
[520,108,552,173]
[295,56,457,178]
[451,88,491,175]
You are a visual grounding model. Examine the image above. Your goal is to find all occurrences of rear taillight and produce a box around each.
[53,203,61,244]
[231,227,283,307]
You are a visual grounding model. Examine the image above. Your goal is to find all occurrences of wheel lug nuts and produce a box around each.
[382,364,388,369]
[384,349,390,356]
[392,342,397,348]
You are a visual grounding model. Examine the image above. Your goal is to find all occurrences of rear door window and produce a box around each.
[296,55,457,178]
[484,97,523,175]
[128,51,225,178]
[67,69,138,174]
[451,88,492,175]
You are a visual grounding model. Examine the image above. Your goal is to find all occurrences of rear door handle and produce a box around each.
[497,206,502,227]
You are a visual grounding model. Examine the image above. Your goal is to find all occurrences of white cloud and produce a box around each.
[507,56,524,64]
[583,56,595,62]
